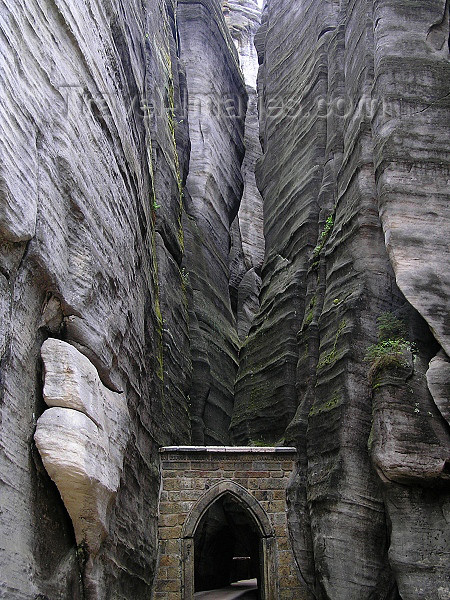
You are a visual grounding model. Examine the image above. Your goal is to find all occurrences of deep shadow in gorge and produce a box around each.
[194,494,261,597]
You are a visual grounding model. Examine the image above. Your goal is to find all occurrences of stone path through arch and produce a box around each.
[152,446,306,600]
[194,579,258,599]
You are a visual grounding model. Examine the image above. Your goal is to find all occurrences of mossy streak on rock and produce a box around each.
[302,295,317,330]
[309,390,343,417]
[312,213,335,257]
[316,318,346,371]
[165,38,185,253]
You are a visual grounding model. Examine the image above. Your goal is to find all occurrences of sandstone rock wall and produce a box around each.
[0,0,190,597]
[0,0,448,599]
[0,0,252,596]
[178,0,248,444]
[224,0,265,342]
[233,0,449,599]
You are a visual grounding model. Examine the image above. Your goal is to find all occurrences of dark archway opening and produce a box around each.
[193,493,261,598]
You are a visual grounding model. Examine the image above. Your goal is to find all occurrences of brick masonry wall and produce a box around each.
[151,447,306,600]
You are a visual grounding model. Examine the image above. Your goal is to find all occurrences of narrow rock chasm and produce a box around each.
[0,1,449,599]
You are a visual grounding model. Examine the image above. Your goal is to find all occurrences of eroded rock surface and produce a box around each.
[0,1,191,598]
[370,351,450,486]
[178,0,247,444]
[0,0,449,599]
[223,0,261,88]
[224,0,265,342]
[372,0,450,359]
[233,1,450,599]
[427,351,450,425]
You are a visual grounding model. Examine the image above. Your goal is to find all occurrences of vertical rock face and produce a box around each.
[233,0,327,445]
[0,1,191,598]
[1,0,250,591]
[223,0,261,88]
[224,0,265,342]
[178,0,247,444]
[372,0,450,359]
[368,3,450,597]
[234,0,450,599]
[0,0,249,593]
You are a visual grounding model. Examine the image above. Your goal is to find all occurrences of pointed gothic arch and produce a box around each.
[181,481,278,600]
[183,480,275,539]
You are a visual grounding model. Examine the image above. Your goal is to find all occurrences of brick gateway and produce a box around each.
[151,446,305,600]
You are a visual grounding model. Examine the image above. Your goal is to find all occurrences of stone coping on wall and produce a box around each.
[160,446,297,454]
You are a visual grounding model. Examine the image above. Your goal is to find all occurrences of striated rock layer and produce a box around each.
[233,0,450,599]
[0,0,192,597]
[179,0,247,444]
[224,0,265,342]
[0,0,449,599]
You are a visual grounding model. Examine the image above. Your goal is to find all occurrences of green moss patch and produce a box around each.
[365,312,416,386]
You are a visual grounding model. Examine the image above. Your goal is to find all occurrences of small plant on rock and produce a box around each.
[180,267,189,289]
[376,311,407,342]
[313,213,334,257]
[365,312,416,384]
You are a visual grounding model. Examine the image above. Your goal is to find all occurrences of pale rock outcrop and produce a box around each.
[35,339,130,555]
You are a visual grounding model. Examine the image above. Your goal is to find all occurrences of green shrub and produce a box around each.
[376,312,407,342]
[365,337,411,361]
[365,312,416,385]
